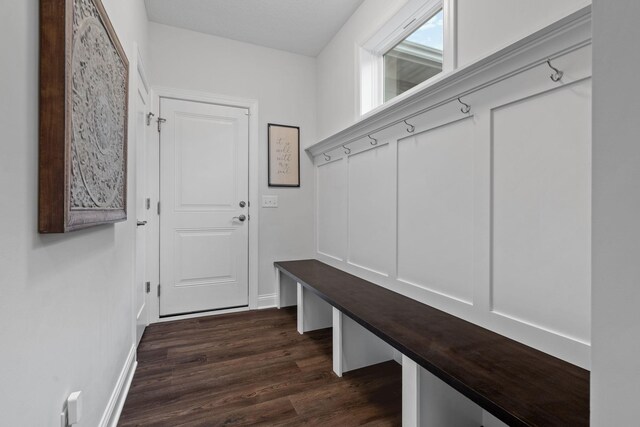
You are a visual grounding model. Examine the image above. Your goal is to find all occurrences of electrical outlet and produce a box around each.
[262,195,278,208]
[67,391,82,425]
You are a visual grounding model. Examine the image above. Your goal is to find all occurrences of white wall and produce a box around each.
[316,0,590,140]
[316,0,408,140]
[457,0,590,65]
[591,0,640,424]
[0,0,148,426]
[147,23,317,302]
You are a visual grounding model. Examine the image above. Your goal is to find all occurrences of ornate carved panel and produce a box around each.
[39,0,129,232]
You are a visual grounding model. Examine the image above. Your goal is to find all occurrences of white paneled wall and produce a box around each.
[491,80,592,343]
[317,159,347,261]
[314,44,592,368]
[347,145,394,276]
[397,118,475,304]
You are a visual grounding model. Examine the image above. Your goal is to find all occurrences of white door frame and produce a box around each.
[132,43,151,338]
[148,87,260,323]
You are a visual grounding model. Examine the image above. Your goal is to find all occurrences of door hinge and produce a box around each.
[157,284,161,298]
[146,281,151,293]
[157,201,161,215]
[157,117,167,133]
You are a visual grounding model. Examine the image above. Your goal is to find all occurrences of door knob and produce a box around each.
[137,220,147,227]
[239,201,246,208]
[233,214,247,222]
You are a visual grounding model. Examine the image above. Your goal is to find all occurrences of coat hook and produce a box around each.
[368,135,378,146]
[343,145,351,155]
[323,153,331,161]
[546,59,563,82]
[404,120,415,133]
[457,97,471,114]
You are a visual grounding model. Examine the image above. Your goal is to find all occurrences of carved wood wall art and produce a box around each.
[39,0,129,232]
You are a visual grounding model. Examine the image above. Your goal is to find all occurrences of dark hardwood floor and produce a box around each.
[119,308,401,426]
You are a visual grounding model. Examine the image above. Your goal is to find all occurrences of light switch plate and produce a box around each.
[262,195,278,208]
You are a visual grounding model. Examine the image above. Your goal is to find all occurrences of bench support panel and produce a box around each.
[402,355,484,427]
[297,283,332,334]
[333,307,394,377]
[402,355,421,427]
[483,411,509,427]
[276,268,297,309]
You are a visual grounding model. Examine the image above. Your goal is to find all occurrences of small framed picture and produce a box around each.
[268,124,300,187]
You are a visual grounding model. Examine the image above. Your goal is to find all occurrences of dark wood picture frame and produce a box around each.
[268,123,300,188]
[39,0,129,233]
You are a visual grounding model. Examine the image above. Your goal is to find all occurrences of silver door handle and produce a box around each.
[137,220,147,227]
[232,215,246,222]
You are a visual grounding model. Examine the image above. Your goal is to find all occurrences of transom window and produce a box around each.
[359,0,455,115]
[384,9,443,102]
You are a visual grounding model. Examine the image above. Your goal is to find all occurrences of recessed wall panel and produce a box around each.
[491,81,591,342]
[348,146,392,275]
[397,118,475,302]
[317,159,347,260]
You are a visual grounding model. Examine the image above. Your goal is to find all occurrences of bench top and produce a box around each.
[275,259,589,427]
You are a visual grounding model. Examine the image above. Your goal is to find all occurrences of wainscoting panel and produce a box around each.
[310,11,592,368]
[397,118,476,304]
[317,159,347,261]
[347,145,393,276]
[491,79,592,343]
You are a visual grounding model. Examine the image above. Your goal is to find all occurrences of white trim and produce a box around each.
[257,293,277,309]
[135,46,150,96]
[132,42,151,346]
[99,344,137,427]
[442,0,457,71]
[313,4,591,158]
[148,87,260,323]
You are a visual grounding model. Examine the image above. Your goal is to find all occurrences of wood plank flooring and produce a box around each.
[119,307,401,426]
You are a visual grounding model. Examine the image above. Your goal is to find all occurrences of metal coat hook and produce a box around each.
[368,135,378,146]
[323,153,331,161]
[546,59,563,82]
[404,120,415,133]
[457,97,471,114]
[343,145,351,155]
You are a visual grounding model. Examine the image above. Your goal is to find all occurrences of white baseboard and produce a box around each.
[99,343,137,427]
[258,293,277,309]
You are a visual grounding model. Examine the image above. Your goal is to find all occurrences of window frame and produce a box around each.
[358,0,457,116]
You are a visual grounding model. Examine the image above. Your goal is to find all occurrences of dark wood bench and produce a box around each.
[275,259,589,427]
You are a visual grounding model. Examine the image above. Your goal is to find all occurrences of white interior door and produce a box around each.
[159,98,249,316]
[134,57,150,345]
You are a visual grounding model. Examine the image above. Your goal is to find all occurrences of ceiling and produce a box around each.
[144,0,365,57]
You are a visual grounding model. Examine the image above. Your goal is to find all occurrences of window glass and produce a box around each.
[384,10,444,102]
